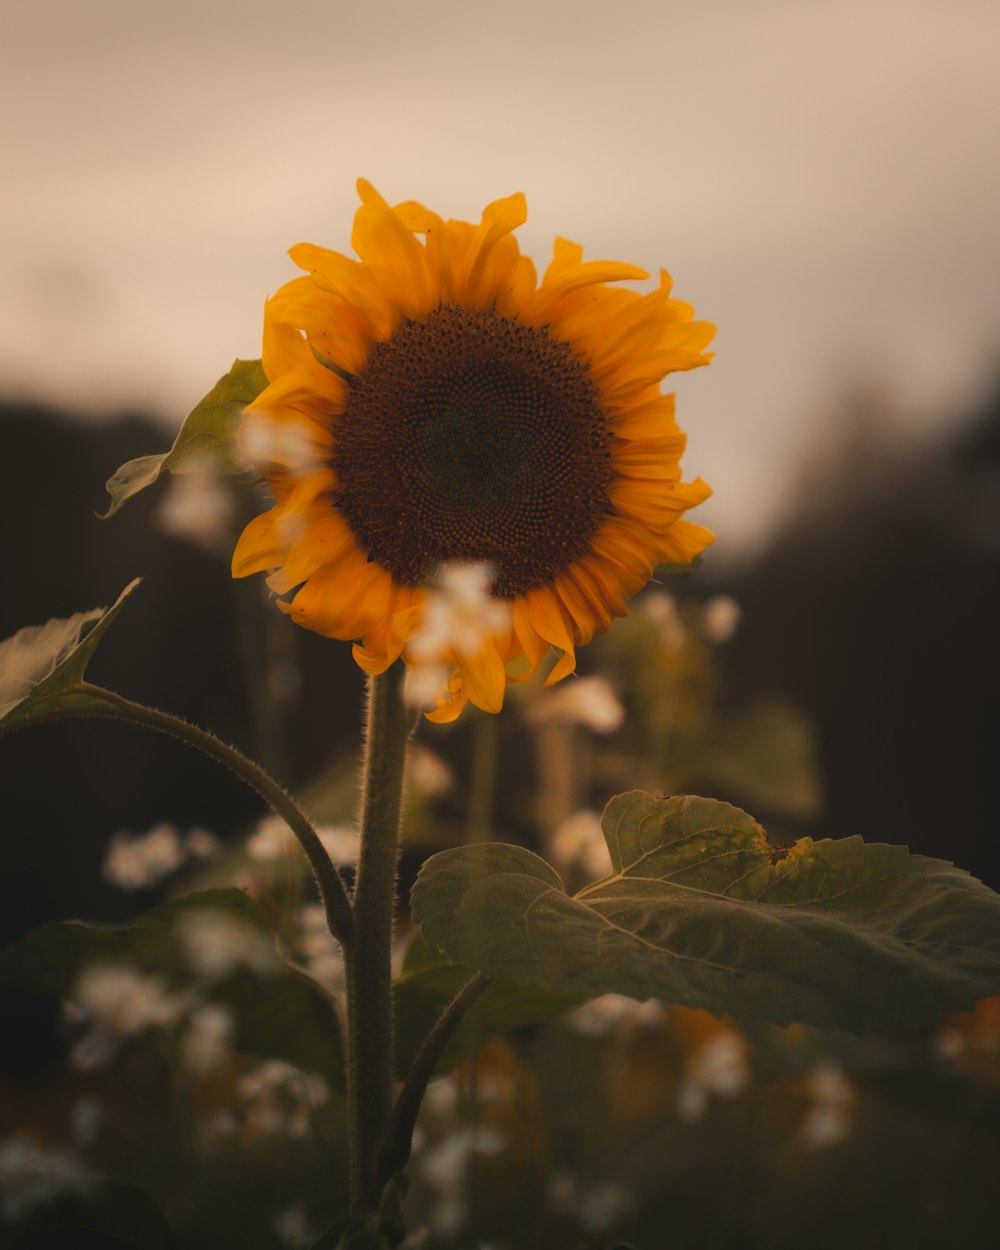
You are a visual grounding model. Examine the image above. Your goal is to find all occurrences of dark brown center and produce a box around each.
[332,303,613,598]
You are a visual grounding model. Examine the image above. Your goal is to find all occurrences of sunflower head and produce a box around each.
[233,181,715,721]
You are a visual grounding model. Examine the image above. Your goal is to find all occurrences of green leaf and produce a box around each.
[0,888,343,1085]
[393,934,582,1076]
[411,792,1000,1036]
[100,358,267,518]
[0,579,141,732]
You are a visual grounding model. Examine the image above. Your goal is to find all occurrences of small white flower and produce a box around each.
[701,594,742,643]
[155,471,236,558]
[530,675,624,734]
[676,1030,749,1122]
[246,815,293,862]
[72,965,187,1035]
[550,810,614,880]
[0,1137,96,1221]
[185,828,222,861]
[408,745,454,797]
[102,823,186,890]
[404,563,511,709]
[641,590,685,651]
[177,910,280,980]
[796,1064,854,1152]
[180,1004,233,1077]
[578,1178,634,1235]
[317,825,359,866]
[567,993,663,1039]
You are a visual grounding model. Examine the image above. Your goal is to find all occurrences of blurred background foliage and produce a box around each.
[1,372,999,1248]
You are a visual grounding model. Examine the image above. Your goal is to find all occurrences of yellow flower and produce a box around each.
[232,181,715,722]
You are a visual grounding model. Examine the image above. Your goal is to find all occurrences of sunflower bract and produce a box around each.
[232,180,715,721]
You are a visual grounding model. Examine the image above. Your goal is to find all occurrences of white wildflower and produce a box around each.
[529,675,624,734]
[796,1064,854,1152]
[676,1030,749,1122]
[177,909,280,980]
[404,563,511,709]
[418,1128,507,1237]
[237,1061,328,1140]
[550,810,614,880]
[579,1178,634,1234]
[567,993,663,1039]
[274,1205,319,1247]
[73,965,187,1036]
[701,594,742,643]
[155,472,236,558]
[180,1004,233,1077]
[318,825,359,866]
[102,823,186,890]
[408,744,453,797]
[0,1138,96,1221]
[246,814,291,862]
[297,904,345,993]
[185,828,222,861]
[641,590,684,651]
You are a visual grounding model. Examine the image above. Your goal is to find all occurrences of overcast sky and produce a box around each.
[2,0,998,556]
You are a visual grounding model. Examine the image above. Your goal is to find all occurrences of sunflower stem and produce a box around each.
[345,664,413,1215]
[68,683,355,945]
[378,972,492,1186]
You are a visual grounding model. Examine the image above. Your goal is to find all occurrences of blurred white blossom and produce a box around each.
[404,563,511,709]
[297,903,345,993]
[567,993,664,1039]
[701,594,742,643]
[177,909,280,980]
[237,1060,328,1140]
[578,1178,635,1235]
[796,1064,855,1152]
[676,1030,749,1121]
[418,1127,507,1236]
[274,1204,319,1247]
[102,823,220,890]
[529,675,624,734]
[155,472,236,558]
[247,815,357,867]
[550,810,614,880]
[180,1004,233,1077]
[641,590,685,651]
[73,965,186,1034]
[408,744,454,797]
[0,1138,96,1221]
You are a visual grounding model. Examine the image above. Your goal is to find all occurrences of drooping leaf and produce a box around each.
[0,888,343,1085]
[0,579,141,731]
[411,792,1000,1036]
[100,358,267,518]
[393,934,582,1077]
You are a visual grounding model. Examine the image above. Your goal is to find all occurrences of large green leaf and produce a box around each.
[100,358,266,518]
[0,889,343,1084]
[411,792,1000,1035]
[393,934,582,1077]
[0,580,140,731]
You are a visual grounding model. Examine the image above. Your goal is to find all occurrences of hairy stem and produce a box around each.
[68,683,354,945]
[344,664,413,1214]
[378,972,491,1185]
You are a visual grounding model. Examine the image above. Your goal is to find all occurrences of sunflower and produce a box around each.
[232,181,715,722]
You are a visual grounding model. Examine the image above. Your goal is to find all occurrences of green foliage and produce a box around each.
[0,888,344,1085]
[393,935,582,1077]
[411,791,1000,1035]
[100,357,266,518]
[0,1179,179,1250]
[0,579,141,731]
